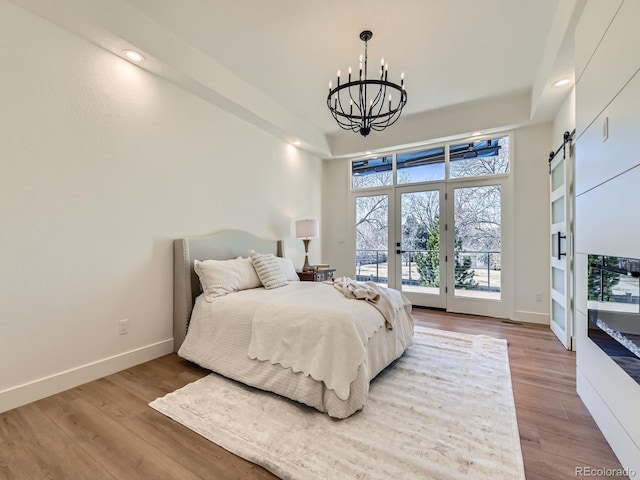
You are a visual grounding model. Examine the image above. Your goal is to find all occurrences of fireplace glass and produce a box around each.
[587,255,640,385]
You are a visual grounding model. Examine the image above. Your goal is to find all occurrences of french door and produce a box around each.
[392,179,511,318]
[445,178,512,319]
[395,184,446,308]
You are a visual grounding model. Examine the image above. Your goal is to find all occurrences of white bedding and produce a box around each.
[248,281,410,400]
[178,282,414,418]
[331,276,401,329]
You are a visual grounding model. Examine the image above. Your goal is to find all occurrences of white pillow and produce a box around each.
[250,251,288,289]
[276,257,300,282]
[194,257,262,301]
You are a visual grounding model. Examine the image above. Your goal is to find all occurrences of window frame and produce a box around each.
[349,132,511,192]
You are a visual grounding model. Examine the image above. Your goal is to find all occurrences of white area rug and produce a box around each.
[150,326,525,480]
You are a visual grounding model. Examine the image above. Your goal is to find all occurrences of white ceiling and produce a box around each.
[11,0,583,157]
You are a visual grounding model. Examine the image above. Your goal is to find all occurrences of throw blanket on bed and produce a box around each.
[330,277,404,330]
[248,283,409,401]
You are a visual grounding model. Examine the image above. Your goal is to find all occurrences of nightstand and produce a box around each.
[297,269,336,282]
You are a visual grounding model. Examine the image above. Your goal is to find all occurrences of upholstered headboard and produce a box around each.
[173,230,283,352]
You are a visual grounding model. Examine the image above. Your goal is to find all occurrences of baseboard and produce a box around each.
[0,339,174,414]
[577,367,640,475]
[514,310,549,325]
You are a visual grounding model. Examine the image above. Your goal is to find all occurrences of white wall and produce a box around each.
[322,123,552,324]
[322,159,353,277]
[0,1,322,412]
[512,123,552,324]
[573,0,640,472]
[553,87,576,141]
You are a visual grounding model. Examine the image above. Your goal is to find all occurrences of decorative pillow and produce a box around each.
[194,257,262,302]
[250,251,288,289]
[276,257,300,282]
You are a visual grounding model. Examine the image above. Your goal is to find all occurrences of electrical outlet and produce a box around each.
[535,291,542,302]
[119,319,129,335]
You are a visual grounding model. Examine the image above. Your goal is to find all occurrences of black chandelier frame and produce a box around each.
[327,30,407,137]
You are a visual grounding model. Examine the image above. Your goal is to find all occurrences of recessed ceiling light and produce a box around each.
[365,151,372,155]
[123,50,145,62]
[552,78,571,88]
[472,131,482,137]
[292,140,302,146]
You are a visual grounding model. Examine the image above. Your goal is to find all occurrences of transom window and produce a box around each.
[351,156,392,189]
[449,137,509,179]
[397,147,445,184]
[351,135,509,190]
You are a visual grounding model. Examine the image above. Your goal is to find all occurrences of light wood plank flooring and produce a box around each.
[0,309,626,479]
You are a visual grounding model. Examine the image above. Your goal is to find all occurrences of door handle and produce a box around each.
[396,249,406,254]
[557,232,566,260]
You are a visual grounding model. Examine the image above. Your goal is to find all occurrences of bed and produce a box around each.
[173,230,414,418]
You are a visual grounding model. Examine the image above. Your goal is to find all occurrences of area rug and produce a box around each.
[150,326,525,480]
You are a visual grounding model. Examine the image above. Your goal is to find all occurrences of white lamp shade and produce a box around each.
[296,219,319,239]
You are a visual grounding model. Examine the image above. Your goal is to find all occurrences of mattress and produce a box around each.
[178,282,414,418]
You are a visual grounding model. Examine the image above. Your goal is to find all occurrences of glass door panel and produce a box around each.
[552,266,565,295]
[452,185,502,300]
[552,299,566,330]
[355,194,389,286]
[552,196,565,224]
[551,158,565,190]
[396,185,446,308]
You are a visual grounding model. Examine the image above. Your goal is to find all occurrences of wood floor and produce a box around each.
[0,309,626,480]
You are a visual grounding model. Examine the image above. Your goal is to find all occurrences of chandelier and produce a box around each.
[327,30,407,137]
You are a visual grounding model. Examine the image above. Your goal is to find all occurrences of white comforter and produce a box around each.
[178,282,414,418]
[248,280,411,400]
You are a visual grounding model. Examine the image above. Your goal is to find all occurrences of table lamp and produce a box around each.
[295,219,319,272]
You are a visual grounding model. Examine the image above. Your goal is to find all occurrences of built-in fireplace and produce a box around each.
[587,255,640,385]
